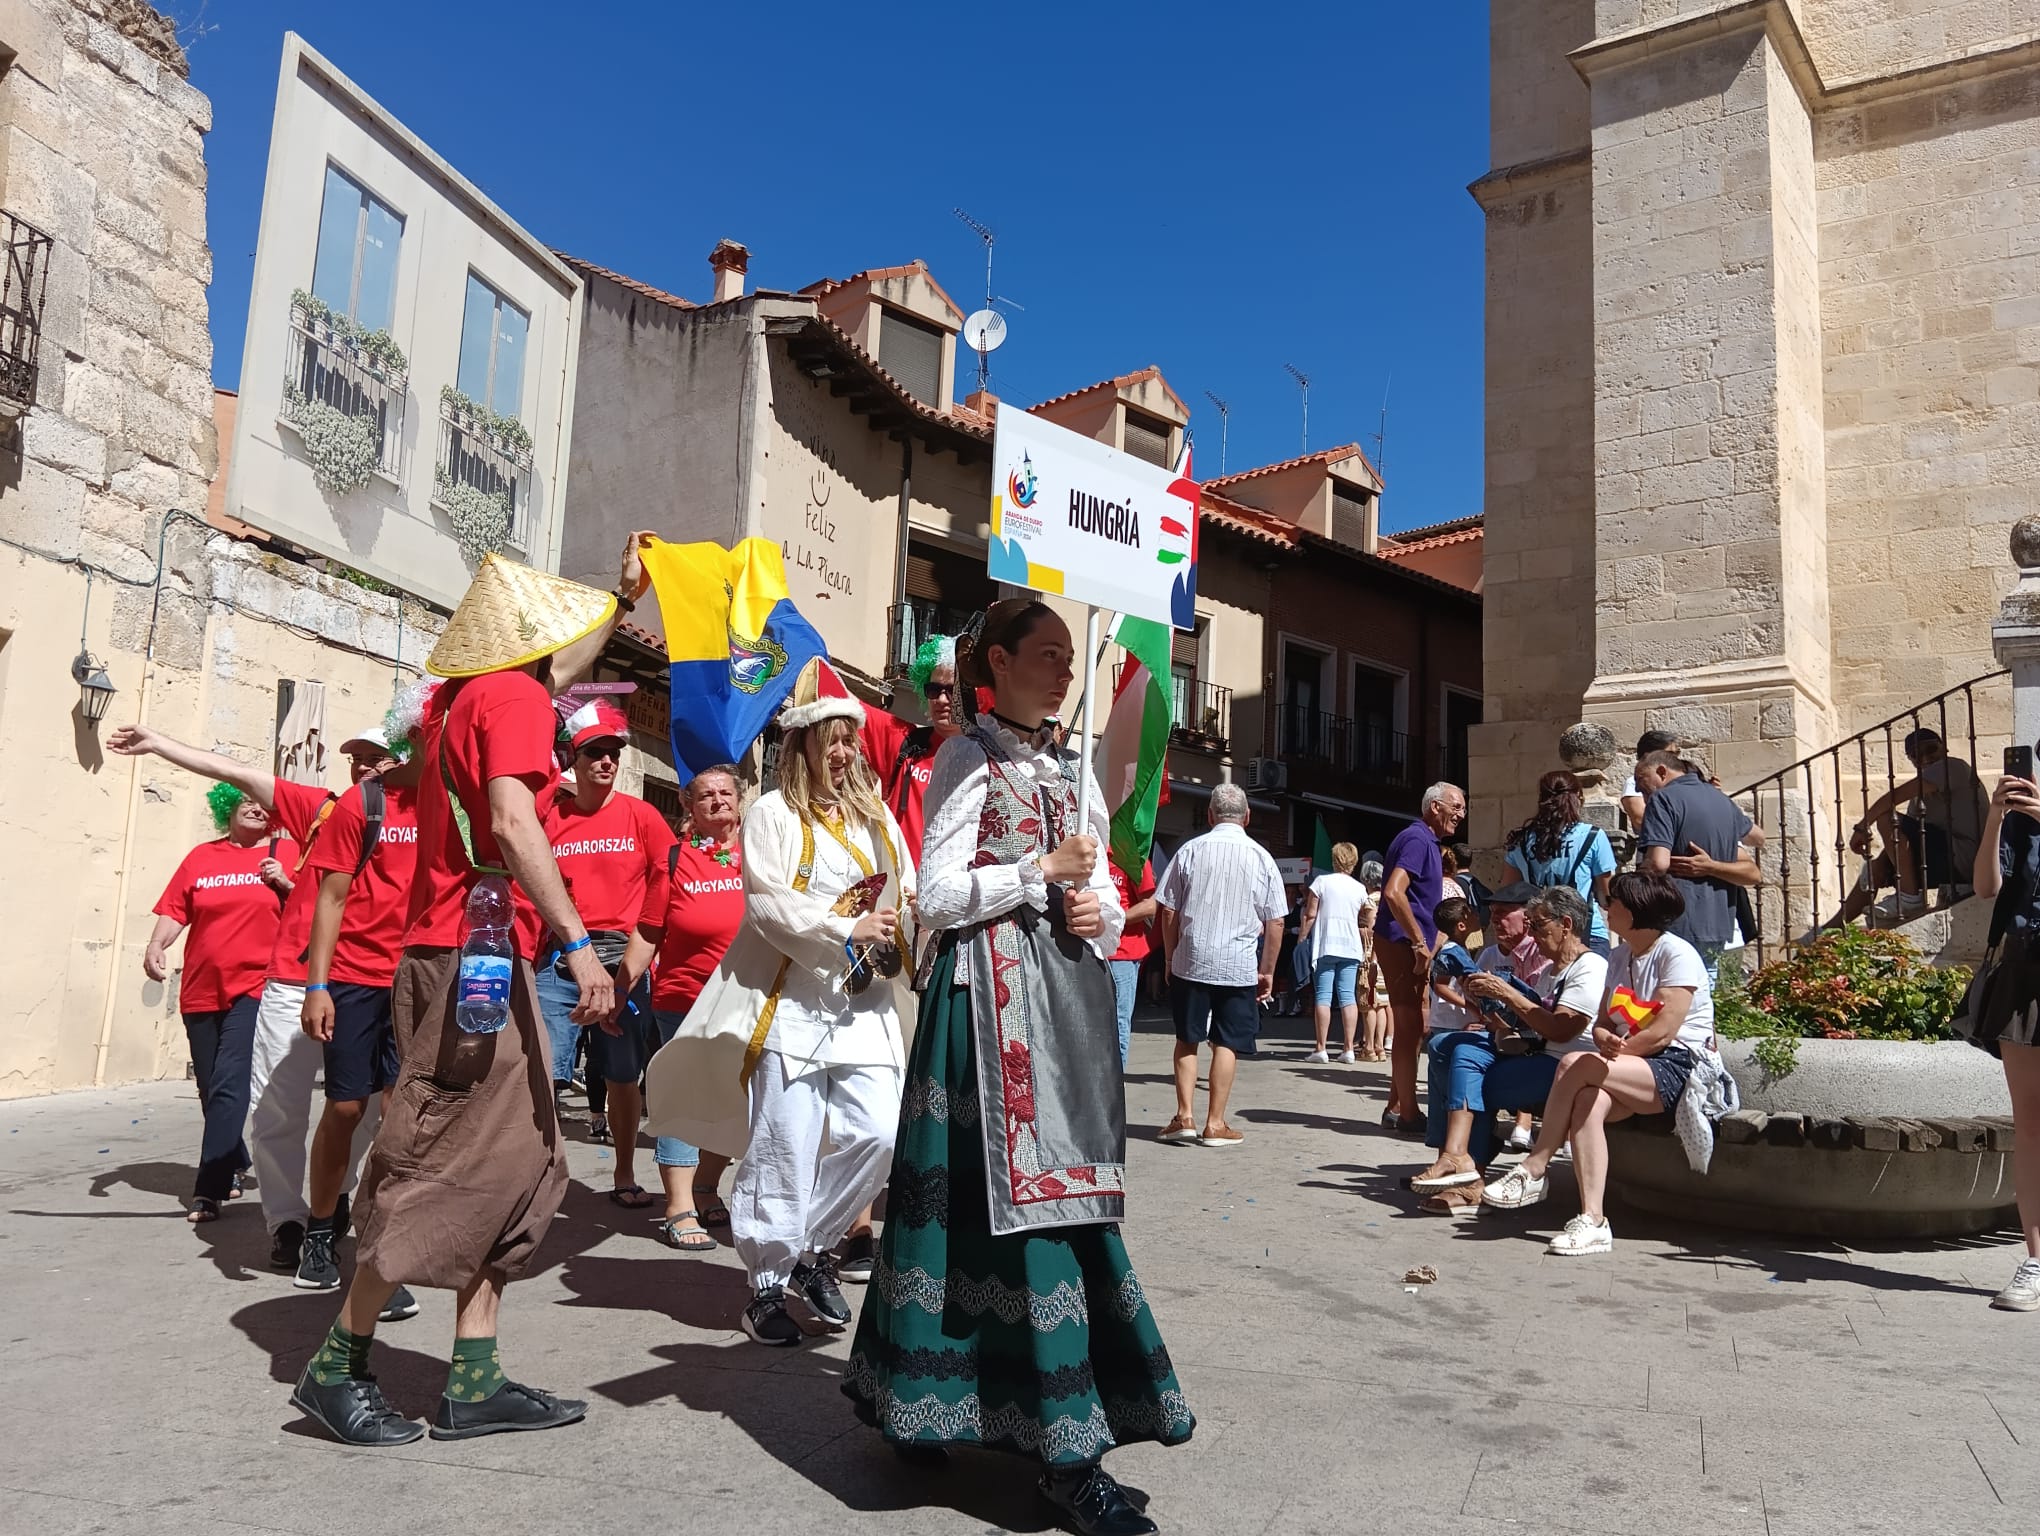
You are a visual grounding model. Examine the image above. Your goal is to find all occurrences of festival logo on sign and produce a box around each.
[723,580,789,694]
[1006,451,1039,510]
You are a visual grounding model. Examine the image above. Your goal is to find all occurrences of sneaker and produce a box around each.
[429,1380,587,1441]
[1506,1126,1535,1153]
[1338,1049,1357,1064]
[1305,1049,1331,1063]
[837,1232,876,1285]
[790,1259,852,1327]
[295,1225,342,1291]
[1157,1116,1199,1144]
[1548,1213,1614,1256]
[1197,1125,1245,1149]
[588,1114,611,1145]
[379,1284,420,1323]
[1481,1165,1549,1210]
[268,1219,305,1272]
[1411,1155,1481,1191]
[1991,1257,2040,1312]
[742,1284,803,1346]
[290,1365,424,1446]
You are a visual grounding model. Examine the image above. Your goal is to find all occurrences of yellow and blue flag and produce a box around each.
[639,536,828,777]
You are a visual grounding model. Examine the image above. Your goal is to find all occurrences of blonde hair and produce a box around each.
[777,718,888,835]
[1332,841,1359,874]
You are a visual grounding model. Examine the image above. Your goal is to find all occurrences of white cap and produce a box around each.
[339,724,396,758]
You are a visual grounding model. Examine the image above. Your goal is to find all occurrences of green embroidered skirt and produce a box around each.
[843,946,1195,1466]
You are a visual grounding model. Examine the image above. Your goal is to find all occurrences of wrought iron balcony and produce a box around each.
[887,598,979,679]
[434,392,533,546]
[281,299,405,481]
[1168,676,1230,752]
[0,213,52,418]
[1276,705,1411,787]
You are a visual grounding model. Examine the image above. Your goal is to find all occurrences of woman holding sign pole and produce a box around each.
[844,599,1192,1536]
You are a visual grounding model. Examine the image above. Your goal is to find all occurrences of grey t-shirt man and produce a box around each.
[1638,770,1754,949]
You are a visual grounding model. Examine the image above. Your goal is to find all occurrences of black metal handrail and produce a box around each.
[282,305,404,480]
[888,599,977,678]
[1169,677,1231,751]
[1730,669,2006,963]
[0,212,52,413]
[436,396,529,544]
[1276,704,1410,787]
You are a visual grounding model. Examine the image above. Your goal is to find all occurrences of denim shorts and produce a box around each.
[1313,955,1360,1008]
[1644,1043,1697,1110]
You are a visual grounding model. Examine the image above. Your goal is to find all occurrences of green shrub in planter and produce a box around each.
[1715,926,1971,1077]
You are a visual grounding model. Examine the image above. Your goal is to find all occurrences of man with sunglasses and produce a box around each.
[537,703,678,1209]
[860,632,966,864]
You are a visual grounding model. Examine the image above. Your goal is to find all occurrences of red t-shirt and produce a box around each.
[1109,858,1157,964]
[859,710,940,863]
[153,835,296,1012]
[541,788,677,935]
[304,780,421,988]
[651,837,745,1013]
[264,777,342,984]
[405,670,560,953]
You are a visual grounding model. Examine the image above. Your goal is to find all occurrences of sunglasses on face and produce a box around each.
[925,682,956,700]
[578,743,622,762]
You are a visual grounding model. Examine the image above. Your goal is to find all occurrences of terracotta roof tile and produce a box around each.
[1029,365,1188,421]
[1204,442,1384,490]
[786,314,992,443]
[801,260,967,323]
[1199,489,1300,549]
[1378,525,1483,558]
[555,252,697,311]
[1382,513,1482,545]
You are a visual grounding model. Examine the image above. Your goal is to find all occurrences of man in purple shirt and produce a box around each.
[1374,782,1467,1132]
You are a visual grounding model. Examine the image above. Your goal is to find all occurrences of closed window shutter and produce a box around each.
[905,552,939,600]
[1331,485,1372,548]
[1171,627,1199,669]
[880,309,944,404]
[1124,411,1171,467]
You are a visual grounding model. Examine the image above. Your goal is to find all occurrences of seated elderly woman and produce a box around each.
[1480,870,1716,1256]
[1412,885,1609,1212]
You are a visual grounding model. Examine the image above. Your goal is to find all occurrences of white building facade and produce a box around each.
[225,34,582,608]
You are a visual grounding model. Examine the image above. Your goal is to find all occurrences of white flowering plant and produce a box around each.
[436,467,512,566]
[284,385,379,496]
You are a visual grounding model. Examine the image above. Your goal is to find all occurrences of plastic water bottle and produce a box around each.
[455,875,515,1034]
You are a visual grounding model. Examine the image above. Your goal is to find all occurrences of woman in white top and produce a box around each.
[1297,842,1373,1062]
[1480,869,1715,1256]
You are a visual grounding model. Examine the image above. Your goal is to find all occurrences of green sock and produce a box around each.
[445,1336,505,1402]
[307,1324,373,1386]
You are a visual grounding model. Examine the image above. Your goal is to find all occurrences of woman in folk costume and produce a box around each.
[645,656,916,1346]
[844,599,1192,1536]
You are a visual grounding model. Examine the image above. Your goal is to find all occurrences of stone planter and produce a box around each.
[1605,1038,2017,1239]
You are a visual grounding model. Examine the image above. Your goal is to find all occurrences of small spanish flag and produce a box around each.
[1606,986,1662,1036]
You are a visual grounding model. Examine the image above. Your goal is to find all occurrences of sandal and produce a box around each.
[589,1114,611,1145]
[693,1190,730,1227]
[658,1213,717,1252]
[228,1172,247,1201]
[609,1184,655,1209]
[187,1196,221,1224]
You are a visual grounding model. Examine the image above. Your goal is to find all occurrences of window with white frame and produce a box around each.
[456,272,530,420]
[311,164,403,332]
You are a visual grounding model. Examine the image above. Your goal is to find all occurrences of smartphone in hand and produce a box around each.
[2007,745,2033,784]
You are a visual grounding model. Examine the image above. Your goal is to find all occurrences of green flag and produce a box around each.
[1313,815,1335,876]
[1098,613,1174,875]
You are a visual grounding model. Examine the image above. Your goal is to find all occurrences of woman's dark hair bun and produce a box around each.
[957,598,1054,690]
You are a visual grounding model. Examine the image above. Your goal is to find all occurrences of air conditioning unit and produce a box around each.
[1244,757,1287,792]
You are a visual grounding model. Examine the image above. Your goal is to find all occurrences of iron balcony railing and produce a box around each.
[1109,664,1232,752]
[435,394,533,545]
[0,212,52,416]
[282,301,405,481]
[887,598,979,678]
[1276,704,1411,787]
[1730,669,2006,965]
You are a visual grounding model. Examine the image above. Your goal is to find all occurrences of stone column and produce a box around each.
[1571,7,1835,790]
[1992,518,2040,755]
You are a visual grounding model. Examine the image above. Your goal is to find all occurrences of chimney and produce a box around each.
[709,239,749,303]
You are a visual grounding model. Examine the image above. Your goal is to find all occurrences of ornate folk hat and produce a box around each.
[778,655,865,731]
[426,554,616,680]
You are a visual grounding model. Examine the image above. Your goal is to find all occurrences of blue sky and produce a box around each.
[192,2,1490,533]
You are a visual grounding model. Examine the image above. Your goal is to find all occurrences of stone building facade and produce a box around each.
[0,1,441,1099]
[1470,0,2039,852]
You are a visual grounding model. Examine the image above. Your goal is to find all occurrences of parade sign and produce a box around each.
[988,408,1199,630]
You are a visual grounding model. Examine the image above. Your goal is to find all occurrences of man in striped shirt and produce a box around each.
[1155,783,1286,1149]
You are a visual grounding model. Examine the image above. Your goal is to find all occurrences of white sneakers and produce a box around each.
[1548,1214,1614,1256]
[1480,1166,1548,1209]
[1338,1049,1357,1063]
[1992,1257,2040,1311]
[1506,1126,1534,1152]
[1305,1049,1331,1063]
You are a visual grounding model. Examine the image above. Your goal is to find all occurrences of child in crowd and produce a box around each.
[1426,898,1483,1036]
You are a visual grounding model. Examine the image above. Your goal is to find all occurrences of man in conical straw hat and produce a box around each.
[291,533,653,1448]
[645,655,916,1346]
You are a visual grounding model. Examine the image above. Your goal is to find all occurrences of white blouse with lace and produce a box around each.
[916,721,1124,979]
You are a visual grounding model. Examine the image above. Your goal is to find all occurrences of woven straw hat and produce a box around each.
[427,554,617,679]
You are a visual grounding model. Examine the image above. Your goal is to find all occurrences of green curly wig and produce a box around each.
[207,782,246,834]
[906,634,956,700]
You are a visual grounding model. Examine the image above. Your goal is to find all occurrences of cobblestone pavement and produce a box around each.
[5,1010,2039,1535]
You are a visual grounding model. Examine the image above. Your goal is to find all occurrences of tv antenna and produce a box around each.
[1203,390,1231,476]
[1284,363,1311,454]
[953,207,1007,395]
[1372,374,1392,485]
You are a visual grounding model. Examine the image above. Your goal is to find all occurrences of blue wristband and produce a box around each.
[560,934,592,955]
[304,982,329,993]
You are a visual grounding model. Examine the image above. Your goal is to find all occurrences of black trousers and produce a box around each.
[183,994,257,1202]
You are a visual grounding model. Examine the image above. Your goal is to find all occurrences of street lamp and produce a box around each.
[71,648,115,724]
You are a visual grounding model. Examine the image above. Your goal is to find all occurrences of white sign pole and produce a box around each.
[1076,604,1101,839]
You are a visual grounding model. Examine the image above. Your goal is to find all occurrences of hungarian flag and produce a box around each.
[1097,612,1174,876]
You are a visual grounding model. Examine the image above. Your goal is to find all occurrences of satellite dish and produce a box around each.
[962,309,1007,353]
